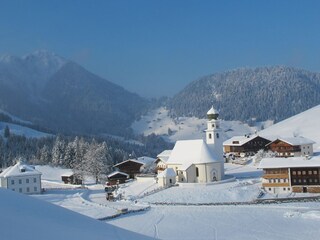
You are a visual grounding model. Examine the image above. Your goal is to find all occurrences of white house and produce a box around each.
[158,106,224,184]
[0,161,42,194]
[155,150,172,174]
[157,168,176,187]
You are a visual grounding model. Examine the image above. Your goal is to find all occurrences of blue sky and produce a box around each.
[1,0,320,97]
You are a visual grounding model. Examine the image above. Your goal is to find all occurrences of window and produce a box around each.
[298,171,301,175]
[315,179,318,183]
[314,170,318,175]
[33,178,37,183]
[308,171,312,175]
[283,188,286,191]
[11,179,15,185]
[19,179,22,184]
[34,187,37,192]
[288,188,291,191]
[26,187,30,192]
[19,188,22,193]
[298,179,302,183]
[269,179,272,183]
[268,188,272,191]
[181,178,184,182]
[277,179,280,183]
[292,171,296,175]
[208,133,212,139]
[309,179,313,183]
[212,124,215,128]
[26,179,29,183]
[302,171,306,175]
[216,133,219,139]
[293,179,297,183]
[196,167,199,177]
[303,179,307,183]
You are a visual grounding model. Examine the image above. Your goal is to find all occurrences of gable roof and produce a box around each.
[156,150,172,163]
[166,139,220,165]
[266,136,315,146]
[157,168,176,178]
[0,162,41,178]
[113,159,144,168]
[223,134,273,146]
[259,156,320,169]
[107,171,129,178]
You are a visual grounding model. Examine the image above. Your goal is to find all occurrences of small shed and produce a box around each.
[107,171,129,185]
[61,174,82,185]
[157,168,176,187]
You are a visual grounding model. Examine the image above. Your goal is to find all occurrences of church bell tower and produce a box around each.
[205,106,222,145]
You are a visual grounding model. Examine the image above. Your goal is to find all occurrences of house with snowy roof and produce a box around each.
[265,136,315,157]
[155,150,172,174]
[113,156,156,178]
[157,107,225,184]
[0,161,42,194]
[259,155,320,194]
[223,135,272,157]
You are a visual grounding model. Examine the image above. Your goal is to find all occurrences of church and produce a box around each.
[157,106,224,185]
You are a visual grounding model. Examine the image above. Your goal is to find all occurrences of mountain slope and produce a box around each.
[169,66,320,122]
[259,104,320,151]
[0,51,148,135]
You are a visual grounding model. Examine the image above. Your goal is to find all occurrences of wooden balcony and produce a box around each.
[262,183,290,187]
[263,174,289,179]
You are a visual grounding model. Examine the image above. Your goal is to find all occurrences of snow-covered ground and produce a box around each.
[28,164,320,239]
[260,104,320,151]
[132,107,272,143]
[0,121,52,138]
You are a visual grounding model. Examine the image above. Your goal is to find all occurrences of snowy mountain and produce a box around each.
[0,51,148,135]
[0,188,151,240]
[169,66,320,122]
[259,104,320,152]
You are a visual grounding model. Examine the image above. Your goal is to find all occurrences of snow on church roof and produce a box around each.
[166,139,220,165]
[0,161,41,178]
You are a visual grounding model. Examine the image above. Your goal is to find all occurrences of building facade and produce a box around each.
[266,137,315,157]
[0,161,42,194]
[259,156,320,194]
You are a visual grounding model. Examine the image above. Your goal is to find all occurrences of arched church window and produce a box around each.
[196,167,199,177]
[209,133,212,139]
[212,124,215,128]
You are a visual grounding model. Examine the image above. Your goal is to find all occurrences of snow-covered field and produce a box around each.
[29,163,320,239]
[260,104,320,151]
[0,121,52,138]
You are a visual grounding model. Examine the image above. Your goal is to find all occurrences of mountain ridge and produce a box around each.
[168,66,320,122]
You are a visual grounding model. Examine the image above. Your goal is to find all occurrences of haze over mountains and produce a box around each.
[1,51,320,137]
[0,50,148,135]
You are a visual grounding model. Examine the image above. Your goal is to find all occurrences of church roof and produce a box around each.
[207,106,218,115]
[0,162,41,178]
[166,139,220,165]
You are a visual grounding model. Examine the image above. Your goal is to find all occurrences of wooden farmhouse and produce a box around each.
[223,135,272,157]
[113,159,144,178]
[0,161,42,194]
[107,171,129,185]
[265,136,315,157]
[61,173,83,185]
[259,156,320,194]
